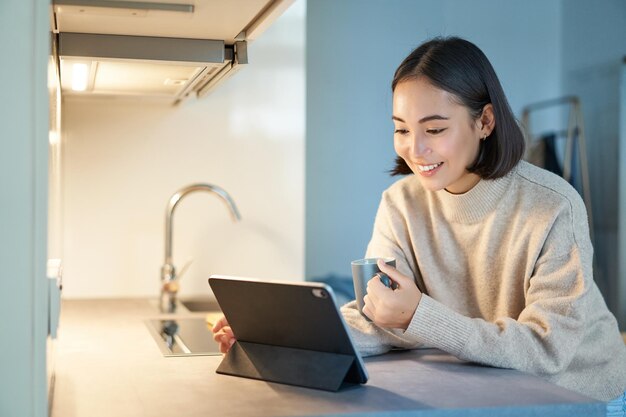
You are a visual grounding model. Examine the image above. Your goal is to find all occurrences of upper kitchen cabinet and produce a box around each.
[52,0,294,104]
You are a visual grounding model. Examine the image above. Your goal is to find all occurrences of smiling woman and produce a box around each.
[388,37,524,187]
[340,37,626,407]
[392,79,491,194]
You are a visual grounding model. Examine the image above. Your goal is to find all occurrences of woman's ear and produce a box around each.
[480,104,496,137]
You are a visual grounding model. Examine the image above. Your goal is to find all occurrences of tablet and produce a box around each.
[208,275,368,391]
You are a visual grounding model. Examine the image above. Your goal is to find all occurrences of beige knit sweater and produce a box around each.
[342,161,626,401]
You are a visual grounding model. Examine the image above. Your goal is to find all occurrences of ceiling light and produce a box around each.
[71,63,89,91]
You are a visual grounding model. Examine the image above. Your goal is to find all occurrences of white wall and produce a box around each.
[61,1,305,298]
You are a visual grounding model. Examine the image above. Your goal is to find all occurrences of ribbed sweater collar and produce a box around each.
[434,165,516,224]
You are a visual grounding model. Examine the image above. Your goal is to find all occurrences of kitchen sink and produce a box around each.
[179,297,221,312]
[146,297,224,356]
[146,317,222,356]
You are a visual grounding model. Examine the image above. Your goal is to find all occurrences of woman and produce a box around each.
[214,37,626,410]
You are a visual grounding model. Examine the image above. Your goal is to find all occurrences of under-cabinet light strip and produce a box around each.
[53,0,194,13]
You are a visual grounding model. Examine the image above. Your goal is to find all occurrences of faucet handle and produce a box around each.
[176,258,194,282]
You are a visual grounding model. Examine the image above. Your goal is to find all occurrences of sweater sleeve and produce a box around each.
[341,190,426,356]
[365,190,418,280]
[402,199,593,377]
[341,301,424,356]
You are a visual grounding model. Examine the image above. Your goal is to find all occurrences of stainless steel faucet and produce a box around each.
[160,183,241,312]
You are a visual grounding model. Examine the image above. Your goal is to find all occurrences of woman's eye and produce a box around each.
[426,128,446,135]
[394,128,409,135]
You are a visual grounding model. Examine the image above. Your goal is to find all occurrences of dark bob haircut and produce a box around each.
[390,37,524,179]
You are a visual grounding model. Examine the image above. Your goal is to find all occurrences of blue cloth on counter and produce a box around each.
[607,391,626,417]
[309,274,355,307]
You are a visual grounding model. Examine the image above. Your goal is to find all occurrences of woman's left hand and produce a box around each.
[362,259,422,330]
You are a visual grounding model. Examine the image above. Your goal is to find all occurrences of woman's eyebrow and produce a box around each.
[419,115,449,123]
[392,115,449,123]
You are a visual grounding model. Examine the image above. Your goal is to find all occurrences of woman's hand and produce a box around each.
[362,259,422,330]
[211,316,236,353]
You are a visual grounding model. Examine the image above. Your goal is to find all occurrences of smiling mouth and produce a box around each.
[417,162,444,172]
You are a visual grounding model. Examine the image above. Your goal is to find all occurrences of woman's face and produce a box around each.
[392,78,488,194]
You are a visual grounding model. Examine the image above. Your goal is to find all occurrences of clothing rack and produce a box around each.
[521,96,594,243]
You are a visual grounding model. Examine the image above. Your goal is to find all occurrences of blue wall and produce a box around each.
[561,0,626,327]
[0,0,50,415]
[305,0,562,279]
[614,61,626,331]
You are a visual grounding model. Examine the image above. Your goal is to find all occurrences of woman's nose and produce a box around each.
[410,135,430,157]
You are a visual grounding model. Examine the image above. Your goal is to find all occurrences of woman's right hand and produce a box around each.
[212,315,236,353]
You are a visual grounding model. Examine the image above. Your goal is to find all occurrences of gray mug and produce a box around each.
[351,257,396,316]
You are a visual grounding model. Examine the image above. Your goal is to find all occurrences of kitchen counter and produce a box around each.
[51,299,604,417]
